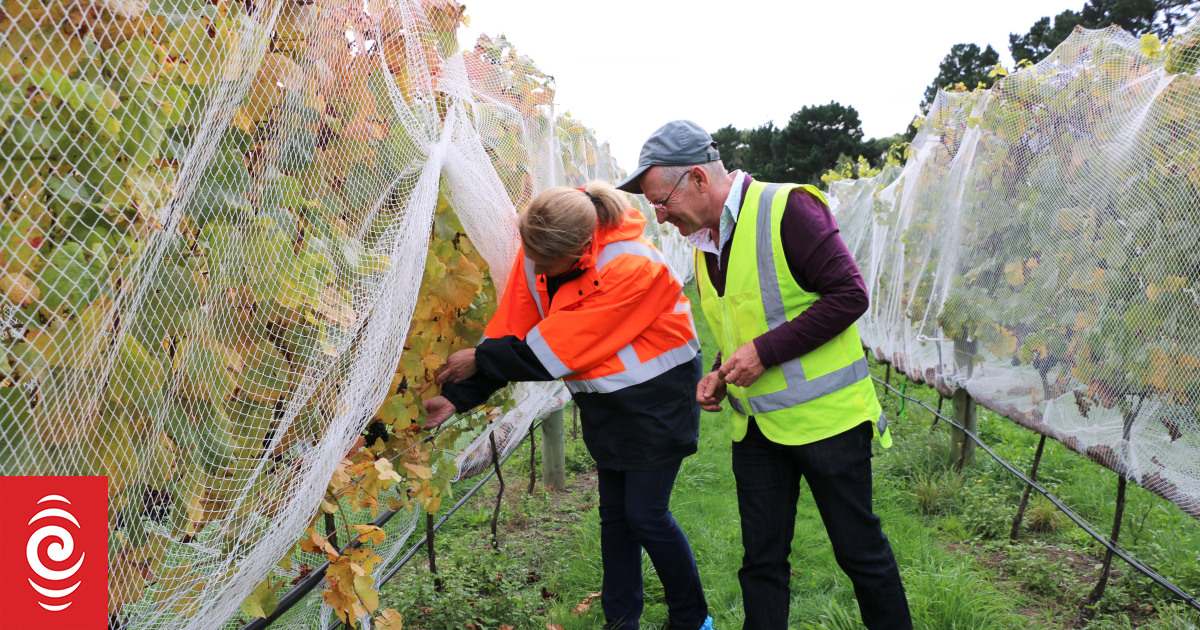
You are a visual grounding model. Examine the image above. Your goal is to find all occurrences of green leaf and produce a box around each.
[237,339,292,404]
[0,387,33,475]
[37,242,108,316]
[107,333,165,416]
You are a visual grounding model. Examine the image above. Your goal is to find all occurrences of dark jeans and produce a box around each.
[732,419,912,630]
[598,463,708,630]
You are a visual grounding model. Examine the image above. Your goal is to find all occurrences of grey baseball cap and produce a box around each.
[615,120,720,194]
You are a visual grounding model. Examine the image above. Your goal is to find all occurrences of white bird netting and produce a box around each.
[0,0,689,627]
[828,23,1200,523]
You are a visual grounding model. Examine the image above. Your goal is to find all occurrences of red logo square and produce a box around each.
[0,476,109,630]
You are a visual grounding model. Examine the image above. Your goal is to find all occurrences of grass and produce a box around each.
[376,282,1200,629]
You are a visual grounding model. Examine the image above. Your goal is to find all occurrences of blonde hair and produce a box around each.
[519,180,626,258]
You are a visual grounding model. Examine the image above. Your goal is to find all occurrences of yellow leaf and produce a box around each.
[403,462,433,479]
[374,458,403,483]
[301,526,340,559]
[0,273,40,307]
[1004,261,1024,286]
[351,523,387,546]
[422,352,446,372]
[375,609,404,630]
[355,574,380,611]
[1142,33,1165,58]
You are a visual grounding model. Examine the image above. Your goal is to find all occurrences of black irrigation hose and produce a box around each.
[240,416,544,630]
[873,376,1200,613]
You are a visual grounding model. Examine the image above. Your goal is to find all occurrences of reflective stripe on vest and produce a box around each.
[696,179,888,447]
[739,184,879,433]
[728,397,889,439]
[526,238,698,392]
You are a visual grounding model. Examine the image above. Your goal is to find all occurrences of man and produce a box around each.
[616,120,911,630]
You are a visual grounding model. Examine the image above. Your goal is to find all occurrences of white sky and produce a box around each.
[460,0,1086,169]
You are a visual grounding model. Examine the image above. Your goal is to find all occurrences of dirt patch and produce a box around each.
[455,465,600,555]
[947,540,1161,628]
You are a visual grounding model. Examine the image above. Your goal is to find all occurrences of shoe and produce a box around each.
[698,616,714,630]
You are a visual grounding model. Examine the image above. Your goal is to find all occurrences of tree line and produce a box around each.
[712,0,1198,187]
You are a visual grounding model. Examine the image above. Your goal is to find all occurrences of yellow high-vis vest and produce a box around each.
[695,180,890,447]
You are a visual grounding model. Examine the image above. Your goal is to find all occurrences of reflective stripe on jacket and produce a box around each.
[695,180,890,447]
[486,209,699,394]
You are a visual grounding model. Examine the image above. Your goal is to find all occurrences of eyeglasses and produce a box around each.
[649,170,689,211]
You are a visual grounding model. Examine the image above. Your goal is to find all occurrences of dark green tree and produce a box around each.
[736,121,784,182]
[775,102,867,186]
[712,102,902,185]
[1152,0,1200,38]
[921,43,1001,113]
[1010,12,1084,64]
[710,125,744,173]
[1010,0,1197,65]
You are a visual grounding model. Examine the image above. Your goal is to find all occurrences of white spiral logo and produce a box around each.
[26,495,86,612]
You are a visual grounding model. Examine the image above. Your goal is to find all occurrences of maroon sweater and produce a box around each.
[705,174,869,370]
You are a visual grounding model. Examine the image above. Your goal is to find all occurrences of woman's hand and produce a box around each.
[435,348,477,385]
[422,396,456,429]
[697,370,728,412]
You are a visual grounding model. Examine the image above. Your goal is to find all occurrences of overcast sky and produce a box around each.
[460,0,1087,169]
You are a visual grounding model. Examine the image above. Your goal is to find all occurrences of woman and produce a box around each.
[422,180,713,630]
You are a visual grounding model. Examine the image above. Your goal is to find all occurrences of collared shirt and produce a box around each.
[686,170,745,267]
[700,174,870,370]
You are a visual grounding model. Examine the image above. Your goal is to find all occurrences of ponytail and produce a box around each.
[579,180,625,230]
[519,180,628,259]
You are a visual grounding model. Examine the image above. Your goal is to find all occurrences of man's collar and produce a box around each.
[687,171,745,258]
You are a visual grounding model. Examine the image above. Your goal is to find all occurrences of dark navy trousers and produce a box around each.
[597,463,708,630]
[732,419,912,630]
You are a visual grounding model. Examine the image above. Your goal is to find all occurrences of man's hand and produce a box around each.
[422,396,456,429]
[697,370,727,412]
[717,341,766,388]
[435,348,477,385]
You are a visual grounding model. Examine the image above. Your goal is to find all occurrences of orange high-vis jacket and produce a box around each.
[483,209,699,394]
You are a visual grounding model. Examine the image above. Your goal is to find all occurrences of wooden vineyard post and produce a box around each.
[528,422,537,494]
[950,337,977,471]
[1084,474,1129,612]
[1011,435,1048,540]
[325,511,338,550]
[951,387,977,472]
[427,512,440,590]
[488,431,505,550]
[541,408,567,492]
